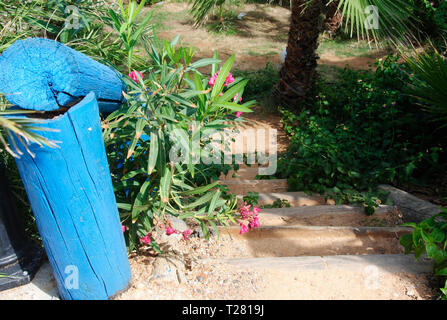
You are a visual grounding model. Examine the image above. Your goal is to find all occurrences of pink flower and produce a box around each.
[166,227,176,236]
[233,93,243,103]
[235,111,243,118]
[224,73,235,87]
[208,74,217,87]
[182,229,192,240]
[129,70,143,84]
[239,223,249,234]
[208,71,235,88]
[140,233,152,245]
[239,203,252,220]
[252,207,261,215]
[121,224,125,233]
[250,216,261,229]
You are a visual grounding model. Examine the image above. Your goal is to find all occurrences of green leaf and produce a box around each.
[400,233,413,254]
[127,117,145,159]
[122,169,146,180]
[435,267,447,276]
[208,189,221,215]
[199,220,210,240]
[208,220,219,239]
[170,34,181,47]
[211,101,253,113]
[117,203,132,211]
[184,191,216,209]
[216,79,248,103]
[211,50,219,75]
[211,54,235,99]
[148,130,158,175]
[160,166,172,203]
[156,130,166,175]
[130,11,153,44]
[432,229,446,243]
[182,181,219,196]
[132,180,151,219]
[189,58,221,69]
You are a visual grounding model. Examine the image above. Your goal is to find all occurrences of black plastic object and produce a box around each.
[0,160,43,292]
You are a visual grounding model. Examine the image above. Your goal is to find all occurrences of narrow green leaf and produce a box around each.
[181,181,219,196]
[212,101,253,113]
[189,58,221,70]
[208,189,221,214]
[211,54,235,99]
[148,130,158,175]
[160,166,172,203]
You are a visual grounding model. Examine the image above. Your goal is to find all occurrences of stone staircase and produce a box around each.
[215,121,433,298]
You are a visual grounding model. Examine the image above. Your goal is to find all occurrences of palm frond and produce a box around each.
[189,0,226,26]
[0,110,60,158]
[334,0,418,45]
[404,49,447,127]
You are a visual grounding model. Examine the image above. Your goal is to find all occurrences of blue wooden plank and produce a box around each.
[9,92,131,300]
[0,38,125,113]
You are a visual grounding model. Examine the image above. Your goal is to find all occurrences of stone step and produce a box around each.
[217,225,411,257]
[219,179,288,195]
[213,254,432,299]
[225,125,278,156]
[259,205,403,227]
[219,167,261,180]
[237,191,335,206]
[218,254,432,274]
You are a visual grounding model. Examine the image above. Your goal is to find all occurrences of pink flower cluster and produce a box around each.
[129,70,144,84]
[238,203,261,234]
[208,70,235,88]
[163,224,192,240]
[208,71,244,117]
[138,224,192,246]
[140,233,152,245]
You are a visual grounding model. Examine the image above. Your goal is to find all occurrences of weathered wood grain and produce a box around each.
[0,38,125,113]
[9,92,131,299]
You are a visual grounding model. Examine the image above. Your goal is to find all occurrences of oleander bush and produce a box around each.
[0,0,261,251]
[102,0,260,250]
[103,38,256,250]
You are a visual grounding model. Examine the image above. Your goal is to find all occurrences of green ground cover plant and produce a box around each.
[276,54,447,213]
[401,208,447,299]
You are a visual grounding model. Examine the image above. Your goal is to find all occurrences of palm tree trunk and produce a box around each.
[276,0,324,108]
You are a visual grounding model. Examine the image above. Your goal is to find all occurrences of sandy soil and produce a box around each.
[234,106,290,154]
[116,236,435,300]
[148,2,390,71]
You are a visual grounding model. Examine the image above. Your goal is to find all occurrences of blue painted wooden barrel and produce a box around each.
[0,38,125,113]
[8,92,131,300]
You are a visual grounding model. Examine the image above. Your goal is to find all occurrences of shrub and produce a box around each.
[401,208,447,300]
[408,0,447,37]
[277,54,447,212]
[103,35,256,251]
[233,63,279,101]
